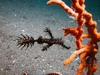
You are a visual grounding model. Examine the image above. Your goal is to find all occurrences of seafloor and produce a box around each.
[0,0,100,75]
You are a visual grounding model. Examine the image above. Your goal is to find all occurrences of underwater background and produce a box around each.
[0,0,100,75]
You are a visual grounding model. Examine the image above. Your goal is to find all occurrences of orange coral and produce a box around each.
[47,0,100,75]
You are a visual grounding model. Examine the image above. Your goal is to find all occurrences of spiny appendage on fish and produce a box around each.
[16,34,34,50]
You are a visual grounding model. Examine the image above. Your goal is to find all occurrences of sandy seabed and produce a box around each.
[0,0,100,75]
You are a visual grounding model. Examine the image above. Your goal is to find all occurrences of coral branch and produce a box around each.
[63,47,85,65]
[47,0,78,18]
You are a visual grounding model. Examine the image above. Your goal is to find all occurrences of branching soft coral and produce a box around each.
[47,0,100,75]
